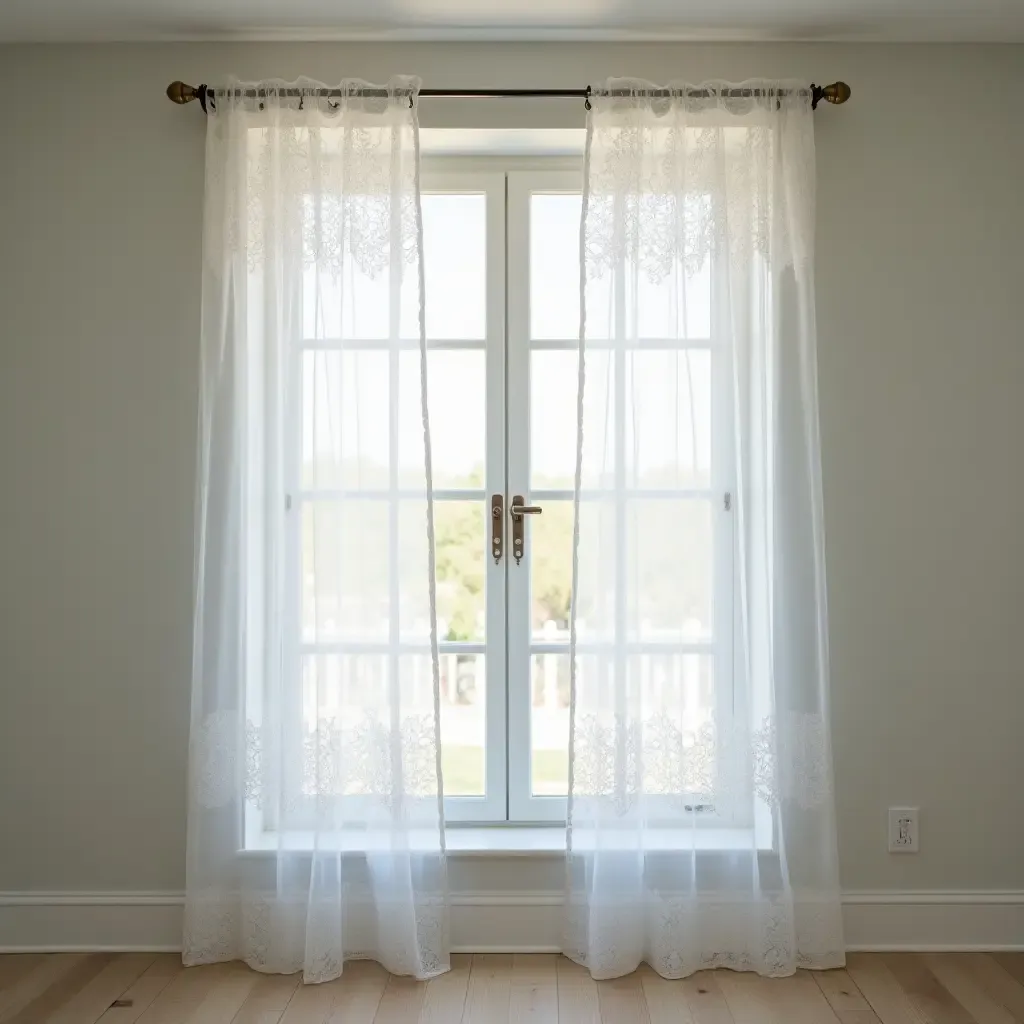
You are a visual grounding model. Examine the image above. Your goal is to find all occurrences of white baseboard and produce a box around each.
[841,891,1024,952]
[1,890,1021,954]
[0,892,184,953]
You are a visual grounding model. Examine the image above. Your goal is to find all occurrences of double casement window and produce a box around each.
[254,161,734,832]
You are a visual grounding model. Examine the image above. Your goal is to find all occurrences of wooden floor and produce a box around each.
[1,952,1023,1023]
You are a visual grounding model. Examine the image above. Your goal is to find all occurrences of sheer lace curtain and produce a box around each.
[184,77,448,983]
[565,79,845,979]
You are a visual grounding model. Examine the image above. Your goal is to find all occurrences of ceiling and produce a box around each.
[2,0,1023,42]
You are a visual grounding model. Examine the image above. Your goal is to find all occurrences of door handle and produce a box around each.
[510,495,542,565]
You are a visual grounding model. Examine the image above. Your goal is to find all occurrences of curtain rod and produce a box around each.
[166,81,851,112]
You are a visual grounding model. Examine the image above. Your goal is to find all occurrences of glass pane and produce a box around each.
[531,351,576,490]
[531,349,612,489]
[302,653,437,729]
[532,349,712,493]
[303,350,485,491]
[395,499,435,642]
[627,499,713,640]
[440,652,486,796]
[302,350,390,490]
[529,499,573,640]
[433,501,486,643]
[401,350,486,489]
[628,257,712,340]
[530,194,611,340]
[397,499,484,643]
[531,653,569,796]
[419,193,486,340]
[626,350,712,488]
[302,501,389,641]
[302,264,397,341]
[531,194,579,340]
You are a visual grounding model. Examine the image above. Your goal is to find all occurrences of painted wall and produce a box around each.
[0,41,1022,898]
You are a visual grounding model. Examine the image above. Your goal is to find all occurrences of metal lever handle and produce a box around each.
[490,494,504,564]
[510,495,541,565]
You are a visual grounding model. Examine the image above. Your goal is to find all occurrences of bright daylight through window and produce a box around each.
[267,163,731,829]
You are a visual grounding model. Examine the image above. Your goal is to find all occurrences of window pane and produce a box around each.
[628,257,712,340]
[627,499,713,640]
[433,501,486,643]
[531,351,577,490]
[531,194,579,340]
[626,350,712,489]
[303,500,446,644]
[302,350,390,490]
[303,349,486,492]
[397,499,484,643]
[419,193,486,340]
[530,194,611,340]
[531,349,612,489]
[530,499,573,640]
[440,652,486,796]
[401,350,485,489]
[302,264,397,341]
[302,653,436,729]
[532,349,712,493]
[302,501,389,641]
[531,652,569,796]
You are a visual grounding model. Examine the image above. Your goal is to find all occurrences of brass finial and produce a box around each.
[821,82,852,105]
[166,81,199,105]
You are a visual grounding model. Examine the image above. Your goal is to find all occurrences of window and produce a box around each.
[254,161,734,832]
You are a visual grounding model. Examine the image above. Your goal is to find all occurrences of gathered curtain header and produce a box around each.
[584,77,816,279]
[205,75,422,117]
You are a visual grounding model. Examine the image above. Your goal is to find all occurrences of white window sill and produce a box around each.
[447,827,566,856]
[241,825,770,857]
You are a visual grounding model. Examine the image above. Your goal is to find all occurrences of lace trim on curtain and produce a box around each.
[192,711,443,812]
[563,890,845,979]
[205,76,423,277]
[569,711,830,816]
[584,78,814,279]
[184,888,448,982]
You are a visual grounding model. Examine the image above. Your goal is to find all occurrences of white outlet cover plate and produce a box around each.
[888,806,919,853]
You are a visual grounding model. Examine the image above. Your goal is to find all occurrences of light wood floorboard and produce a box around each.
[813,967,884,1024]
[0,952,1020,1023]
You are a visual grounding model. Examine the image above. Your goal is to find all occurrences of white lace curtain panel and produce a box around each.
[184,77,448,983]
[184,74,844,985]
[565,79,844,978]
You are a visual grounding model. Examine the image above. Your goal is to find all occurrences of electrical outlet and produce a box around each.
[888,806,919,853]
